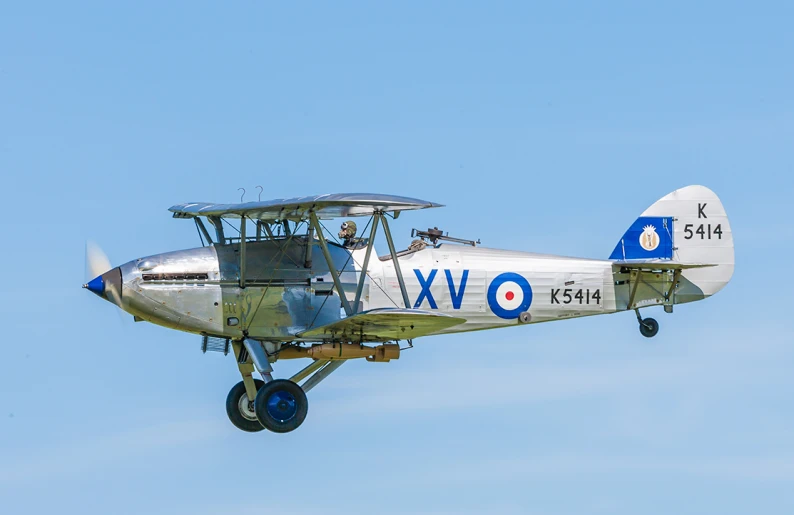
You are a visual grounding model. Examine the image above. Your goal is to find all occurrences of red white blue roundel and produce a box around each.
[487,272,533,319]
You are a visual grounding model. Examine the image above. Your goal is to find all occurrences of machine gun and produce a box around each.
[411,227,480,247]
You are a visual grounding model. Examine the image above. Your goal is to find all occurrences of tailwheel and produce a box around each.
[639,317,659,338]
[226,379,265,432]
[254,379,308,433]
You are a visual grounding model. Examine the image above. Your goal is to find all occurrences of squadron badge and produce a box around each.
[639,224,660,251]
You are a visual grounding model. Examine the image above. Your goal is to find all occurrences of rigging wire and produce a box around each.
[238,214,404,336]
[317,217,402,310]
[307,216,375,330]
[221,217,242,244]
[195,220,206,247]
[243,221,307,333]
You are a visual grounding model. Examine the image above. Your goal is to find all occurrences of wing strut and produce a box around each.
[307,208,413,317]
[310,211,354,316]
[208,216,225,244]
[194,218,214,245]
[262,222,275,240]
[353,214,380,311]
[627,269,642,310]
[239,216,247,288]
[664,268,682,308]
[304,224,314,268]
[379,213,411,309]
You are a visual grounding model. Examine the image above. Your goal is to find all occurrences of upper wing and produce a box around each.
[296,308,466,341]
[170,193,443,221]
[612,259,716,271]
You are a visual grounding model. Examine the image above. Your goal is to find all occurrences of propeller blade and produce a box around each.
[86,241,112,280]
[84,241,127,323]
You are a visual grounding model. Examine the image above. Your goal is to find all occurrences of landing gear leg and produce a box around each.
[225,340,269,432]
[250,359,347,434]
[231,340,263,399]
[635,309,659,338]
[225,337,349,433]
[226,379,265,432]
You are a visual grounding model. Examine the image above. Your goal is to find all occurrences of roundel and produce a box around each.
[487,272,533,319]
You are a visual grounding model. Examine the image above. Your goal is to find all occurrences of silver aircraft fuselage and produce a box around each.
[93,236,708,341]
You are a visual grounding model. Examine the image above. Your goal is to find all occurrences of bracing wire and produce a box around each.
[317,218,402,310]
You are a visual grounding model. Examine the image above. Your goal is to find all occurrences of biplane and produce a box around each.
[84,185,734,433]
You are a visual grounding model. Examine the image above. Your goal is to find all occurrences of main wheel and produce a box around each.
[639,317,659,338]
[253,379,308,433]
[226,379,265,432]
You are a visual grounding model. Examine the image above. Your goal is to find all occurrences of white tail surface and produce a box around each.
[641,185,734,303]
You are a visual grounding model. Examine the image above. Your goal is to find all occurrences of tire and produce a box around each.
[226,379,266,432]
[254,379,308,433]
[639,317,659,338]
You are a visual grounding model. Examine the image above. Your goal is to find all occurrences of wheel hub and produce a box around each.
[237,394,257,421]
[266,390,298,422]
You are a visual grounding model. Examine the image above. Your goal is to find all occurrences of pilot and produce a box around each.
[338,220,358,248]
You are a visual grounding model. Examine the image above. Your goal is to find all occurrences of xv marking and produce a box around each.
[413,269,469,310]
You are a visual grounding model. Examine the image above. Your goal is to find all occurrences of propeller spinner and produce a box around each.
[84,241,123,309]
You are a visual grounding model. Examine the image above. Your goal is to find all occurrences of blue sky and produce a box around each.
[1,2,793,514]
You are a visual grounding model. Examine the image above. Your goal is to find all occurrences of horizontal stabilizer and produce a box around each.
[612,259,716,271]
[297,308,466,341]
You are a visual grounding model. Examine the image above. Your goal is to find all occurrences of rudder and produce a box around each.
[611,185,734,303]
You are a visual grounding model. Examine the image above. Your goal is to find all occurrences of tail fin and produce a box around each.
[610,185,734,302]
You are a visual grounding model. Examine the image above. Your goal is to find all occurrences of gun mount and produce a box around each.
[411,227,480,247]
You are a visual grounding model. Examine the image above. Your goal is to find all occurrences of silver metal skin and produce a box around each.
[115,237,358,342]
